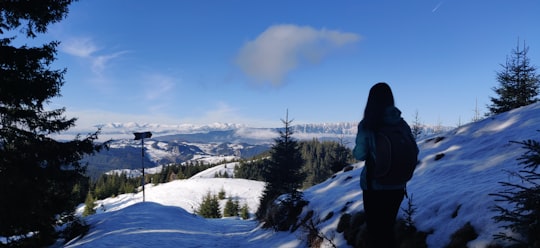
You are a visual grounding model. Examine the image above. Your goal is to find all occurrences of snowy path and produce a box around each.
[67,202,264,247]
[65,202,281,248]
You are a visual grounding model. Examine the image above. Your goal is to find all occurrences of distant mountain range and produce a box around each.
[75,122,452,178]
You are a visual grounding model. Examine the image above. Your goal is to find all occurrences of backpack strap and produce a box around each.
[365,154,374,191]
[365,132,376,191]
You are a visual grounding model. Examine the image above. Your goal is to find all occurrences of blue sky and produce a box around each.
[28,0,540,129]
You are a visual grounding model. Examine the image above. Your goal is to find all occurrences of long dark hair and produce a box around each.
[362,82,395,130]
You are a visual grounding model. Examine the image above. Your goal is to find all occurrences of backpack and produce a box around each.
[368,121,419,186]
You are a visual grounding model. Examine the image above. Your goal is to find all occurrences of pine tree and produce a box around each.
[411,110,423,140]
[223,197,240,217]
[196,192,222,218]
[234,155,269,181]
[83,192,97,217]
[490,133,540,246]
[299,139,324,188]
[240,203,250,220]
[329,138,354,173]
[218,187,226,200]
[256,111,305,220]
[0,1,103,246]
[488,41,540,115]
[472,98,483,122]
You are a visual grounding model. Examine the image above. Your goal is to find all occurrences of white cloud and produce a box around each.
[136,73,179,115]
[235,24,360,86]
[62,108,187,131]
[60,37,127,75]
[70,102,233,125]
[179,102,278,127]
[432,1,444,12]
[143,74,176,101]
[91,51,127,74]
[61,37,98,58]
[64,104,249,131]
[202,102,238,121]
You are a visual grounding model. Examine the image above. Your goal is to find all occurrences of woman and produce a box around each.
[353,82,416,248]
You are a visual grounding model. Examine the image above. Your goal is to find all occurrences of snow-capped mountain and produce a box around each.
[78,122,452,178]
[63,122,360,143]
[82,138,269,178]
[63,121,451,144]
[80,122,359,177]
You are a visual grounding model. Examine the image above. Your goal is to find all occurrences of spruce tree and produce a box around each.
[83,192,97,217]
[223,197,240,217]
[488,41,540,115]
[240,203,250,220]
[256,112,305,220]
[196,192,222,218]
[490,133,540,246]
[0,1,103,245]
[218,187,226,200]
[329,139,354,174]
[411,110,423,140]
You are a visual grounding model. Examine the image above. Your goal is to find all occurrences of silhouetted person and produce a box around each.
[353,82,418,248]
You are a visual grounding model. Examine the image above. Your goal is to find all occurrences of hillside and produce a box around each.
[63,102,540,247]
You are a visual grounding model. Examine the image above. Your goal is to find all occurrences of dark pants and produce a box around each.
[363,189,405,248]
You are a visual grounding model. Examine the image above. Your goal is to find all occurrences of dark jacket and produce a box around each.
[353,106,411,190]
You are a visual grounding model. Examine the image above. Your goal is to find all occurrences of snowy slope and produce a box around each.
[83,161,260,219]
[64,102,540,248]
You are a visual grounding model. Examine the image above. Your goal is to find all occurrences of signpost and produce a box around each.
[134,131,152,202]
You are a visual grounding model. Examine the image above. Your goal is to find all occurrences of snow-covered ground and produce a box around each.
[62,102,540,247]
